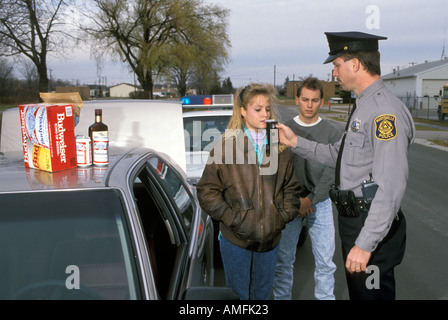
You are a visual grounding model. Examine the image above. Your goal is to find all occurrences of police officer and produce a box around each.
[277,31,416,300]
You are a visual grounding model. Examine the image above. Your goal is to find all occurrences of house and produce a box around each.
[153,83,177,98]
[382,59,448,98]
[109,83,142,98]
[88,84,108,98]
[286,78,340,101]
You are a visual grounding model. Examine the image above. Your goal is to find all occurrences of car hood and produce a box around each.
[1,100,187,174]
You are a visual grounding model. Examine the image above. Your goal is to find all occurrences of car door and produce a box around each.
[133,154,198,299]
[146,155,203,299]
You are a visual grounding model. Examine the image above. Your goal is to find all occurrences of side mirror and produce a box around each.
[182,286,239,300]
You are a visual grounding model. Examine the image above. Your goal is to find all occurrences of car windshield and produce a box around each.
[183,115,230,152]
[0,189,140,300]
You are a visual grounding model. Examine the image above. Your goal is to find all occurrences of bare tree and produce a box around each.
[19,61,39,91]
[0,0,75,94]
[0,57,14,103]
[80,0,230,98]
[163,4,230,97]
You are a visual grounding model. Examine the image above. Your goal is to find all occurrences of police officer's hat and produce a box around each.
[323,31,387,64]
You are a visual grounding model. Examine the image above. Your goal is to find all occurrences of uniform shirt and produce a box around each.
[285,116,343,204]
[292,79,415,252]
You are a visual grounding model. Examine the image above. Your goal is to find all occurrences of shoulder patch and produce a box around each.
[375,114,397,141]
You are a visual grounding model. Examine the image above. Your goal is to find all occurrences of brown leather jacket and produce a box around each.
[197,131,301,252]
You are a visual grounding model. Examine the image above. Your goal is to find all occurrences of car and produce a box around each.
[0,100,238,300]
[180,94,233,110]
[329,97,343,104]
[182,107,233,185]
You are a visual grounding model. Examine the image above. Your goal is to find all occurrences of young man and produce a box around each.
[273,77,343,300]
[277,32,416,299]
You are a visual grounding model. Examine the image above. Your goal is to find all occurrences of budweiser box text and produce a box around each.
[19,104,77,172]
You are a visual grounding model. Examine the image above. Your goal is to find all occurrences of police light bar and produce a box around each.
[181,94,233,108]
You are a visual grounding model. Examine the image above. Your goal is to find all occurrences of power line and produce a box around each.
[441,21,446,60]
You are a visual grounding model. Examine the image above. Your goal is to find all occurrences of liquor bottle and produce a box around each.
[88,109,108,140]
[89,109,109,166]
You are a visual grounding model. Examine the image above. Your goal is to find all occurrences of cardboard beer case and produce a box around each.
[19,103,77,172]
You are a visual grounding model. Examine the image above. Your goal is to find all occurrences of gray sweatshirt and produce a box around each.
[285,116,343,204]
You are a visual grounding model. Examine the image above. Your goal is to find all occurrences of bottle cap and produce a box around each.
[95,109,102,115]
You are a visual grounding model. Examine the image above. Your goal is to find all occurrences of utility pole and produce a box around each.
[48,69,52,92]
[292,73,295,99]
[274,65,276,88]
[442,22,447,60]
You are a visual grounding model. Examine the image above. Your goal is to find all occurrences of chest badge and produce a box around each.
[350,118,361,132]
[375,114,397,141]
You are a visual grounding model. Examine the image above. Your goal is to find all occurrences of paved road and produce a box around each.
[214,104,448,300]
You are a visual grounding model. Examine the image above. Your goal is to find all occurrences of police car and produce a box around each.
[0,100,237,300]
[181,95,233,185]
[180,94,233,110]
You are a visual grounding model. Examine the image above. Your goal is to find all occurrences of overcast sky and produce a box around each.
[47,0,448,89]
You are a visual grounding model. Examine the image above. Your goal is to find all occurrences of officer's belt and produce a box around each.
[329,185,370,217]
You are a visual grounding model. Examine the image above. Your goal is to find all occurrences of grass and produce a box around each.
[414,117,448,128]
[429,139,448,148]
[0,105,17,114]
[415,125,444,131]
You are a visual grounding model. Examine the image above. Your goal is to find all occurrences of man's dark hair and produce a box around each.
[342,51,381,76]
[296,76,324,99]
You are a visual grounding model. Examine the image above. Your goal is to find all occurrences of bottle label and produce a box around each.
[92,131,108,139]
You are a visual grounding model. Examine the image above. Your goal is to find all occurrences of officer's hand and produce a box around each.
[276,123,298,148]
[345,245,372,273]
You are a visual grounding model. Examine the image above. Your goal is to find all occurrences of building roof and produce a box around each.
[109,82,138,89]
[382,59,448,80]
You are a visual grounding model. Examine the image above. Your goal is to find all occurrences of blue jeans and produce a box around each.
[219,234,279,300]
[273,197,336,300]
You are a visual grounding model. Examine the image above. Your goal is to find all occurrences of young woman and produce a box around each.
[196,83,301,300]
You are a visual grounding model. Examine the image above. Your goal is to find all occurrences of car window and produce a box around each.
[0,189,141,300]
[133,166,184,299]
[183,116,231,151]
[147,156,194,232]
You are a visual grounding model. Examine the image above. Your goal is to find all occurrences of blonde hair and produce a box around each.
[225,83,286,152]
